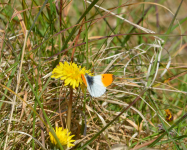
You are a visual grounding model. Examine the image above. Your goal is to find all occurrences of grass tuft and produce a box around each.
[0,0,187,149]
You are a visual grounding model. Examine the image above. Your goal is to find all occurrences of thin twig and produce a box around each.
[8,131,47,150]
[86,0,164,43]
[115,82,187,94]
[59,85,64,129]
[3,30,28,150]
[71,18,84,62]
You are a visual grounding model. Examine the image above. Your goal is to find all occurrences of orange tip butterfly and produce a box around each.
[81,74,114,97]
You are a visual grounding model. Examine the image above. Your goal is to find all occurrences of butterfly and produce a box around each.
[81,73,114,97]
[165,109,173,122]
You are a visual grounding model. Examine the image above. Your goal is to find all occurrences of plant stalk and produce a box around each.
[67,87,73,130]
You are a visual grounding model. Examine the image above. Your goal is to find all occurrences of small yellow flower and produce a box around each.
[49,127,75,148]
[51,61,91,89]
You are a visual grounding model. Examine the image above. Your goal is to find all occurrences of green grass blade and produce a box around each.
[165,0,183,35]
[53,0,99,67]
[22,69,64,150]
[28,0,49,37]
[149,113,187,147]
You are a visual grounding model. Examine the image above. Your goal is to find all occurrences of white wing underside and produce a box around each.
[87,75,106,97]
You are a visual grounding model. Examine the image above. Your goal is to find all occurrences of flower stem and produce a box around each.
[67,87,73,130]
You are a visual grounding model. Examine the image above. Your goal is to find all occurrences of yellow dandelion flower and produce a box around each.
[49,127,75,148]
[51,61,91,89]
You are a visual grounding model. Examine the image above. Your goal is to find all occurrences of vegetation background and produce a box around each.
[0,0,187,149]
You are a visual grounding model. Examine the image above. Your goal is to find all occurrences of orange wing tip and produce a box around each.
[101,74,114,87]
[81,74,87,87]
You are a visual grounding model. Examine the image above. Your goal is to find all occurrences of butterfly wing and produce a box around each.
[82,74,113,97]
[89,75,106,97]
[82,74,105,97]
[101,74,114,87]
